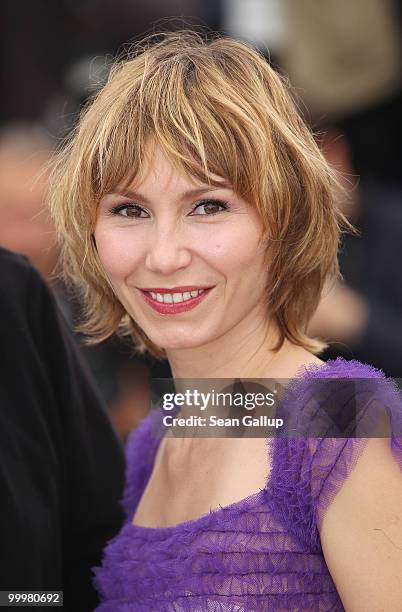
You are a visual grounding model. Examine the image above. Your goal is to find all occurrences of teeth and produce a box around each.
[147,289,206,304]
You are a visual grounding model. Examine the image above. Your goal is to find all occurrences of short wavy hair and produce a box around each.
[49,30,348,359]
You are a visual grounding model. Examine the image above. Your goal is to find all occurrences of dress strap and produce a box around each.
[268,357,402,550]
[122,408,165,517]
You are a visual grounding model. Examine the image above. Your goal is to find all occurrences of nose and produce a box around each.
[145,222,192,275]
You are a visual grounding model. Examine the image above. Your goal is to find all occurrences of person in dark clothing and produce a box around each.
[0,247,125,610]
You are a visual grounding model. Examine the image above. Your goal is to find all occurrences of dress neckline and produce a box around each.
[126,357,363,535]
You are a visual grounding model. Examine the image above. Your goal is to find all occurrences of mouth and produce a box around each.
[138,286,214,314]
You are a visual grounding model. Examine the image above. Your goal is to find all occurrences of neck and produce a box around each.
[166,306,288,380]
[161,309,294,444]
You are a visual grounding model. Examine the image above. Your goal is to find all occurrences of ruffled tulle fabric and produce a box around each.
[93,357,402,611]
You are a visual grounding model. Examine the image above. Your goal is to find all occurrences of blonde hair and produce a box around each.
[49,29,348,359]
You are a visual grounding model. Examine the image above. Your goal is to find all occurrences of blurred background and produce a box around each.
[1,0,401,441]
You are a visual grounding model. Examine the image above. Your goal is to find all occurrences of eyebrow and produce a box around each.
[114,185,231,204]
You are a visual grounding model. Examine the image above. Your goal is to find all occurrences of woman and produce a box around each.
[49,31,402,611]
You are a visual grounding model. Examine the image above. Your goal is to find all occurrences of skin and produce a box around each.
[95,140,322,519]
[320,437,402,611]
[308,278,369,343]
[0,135,58,278]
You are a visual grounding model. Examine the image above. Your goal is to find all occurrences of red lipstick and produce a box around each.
[138,287,213,315]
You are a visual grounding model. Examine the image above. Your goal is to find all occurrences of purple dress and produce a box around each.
[93,358,402,611]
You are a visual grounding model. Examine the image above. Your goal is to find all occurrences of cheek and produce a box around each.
[94,226,144,282]
[202,222,264,273]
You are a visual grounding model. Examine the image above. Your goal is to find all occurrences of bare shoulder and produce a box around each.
[290,344,325,365]
[320,437,402,610]
[271,344,325,378]
[294,349,324,369]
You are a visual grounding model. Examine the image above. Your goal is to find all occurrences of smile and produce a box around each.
[139,286,213,314]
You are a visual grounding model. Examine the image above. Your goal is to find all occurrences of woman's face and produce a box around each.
[95,144,269,351]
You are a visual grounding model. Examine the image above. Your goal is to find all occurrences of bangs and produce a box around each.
[84,37,269,208]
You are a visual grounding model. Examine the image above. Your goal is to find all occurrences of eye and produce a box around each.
[190,199,229,216]
[110,203,149,218]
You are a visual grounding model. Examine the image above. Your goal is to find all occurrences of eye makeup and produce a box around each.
[108,198,231,219]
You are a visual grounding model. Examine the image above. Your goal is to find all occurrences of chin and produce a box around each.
[160,338,206,351]
[149,331,211,352]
